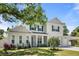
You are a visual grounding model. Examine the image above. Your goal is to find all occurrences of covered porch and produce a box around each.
[29,34,48,47]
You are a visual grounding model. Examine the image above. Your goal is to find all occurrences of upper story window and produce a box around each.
[52,25,60,32]
[30,25,36,30]
[38,25,43,31]
[19,36,22,44]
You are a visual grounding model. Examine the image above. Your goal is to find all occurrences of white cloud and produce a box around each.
[73,3,79,14]
[74,3,79,10]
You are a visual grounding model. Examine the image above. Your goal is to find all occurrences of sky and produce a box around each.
[0,3,79,33]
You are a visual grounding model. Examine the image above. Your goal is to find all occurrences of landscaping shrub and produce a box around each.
[17,44,31,49]
[4,43,16,50]
[17,45,22,49]
[10,44,16,49]
[27,44,31,48]
[27,42,31,48]
[48,37,60,49]
[40,44,47,47]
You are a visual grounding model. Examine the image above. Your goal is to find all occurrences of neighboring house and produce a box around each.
[0,17,79,48]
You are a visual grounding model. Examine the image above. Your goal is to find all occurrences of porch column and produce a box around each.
[36,35,38,47]
[47,36,48,46]
[42,36,44,44]
[29,35,32,47]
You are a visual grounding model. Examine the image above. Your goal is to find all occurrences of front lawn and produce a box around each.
[0,47,79,56]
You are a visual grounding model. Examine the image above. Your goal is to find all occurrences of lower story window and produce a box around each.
[26,40,30,46]
[19,39,22,44]
[12,40,14,44]
[44,36,47,44]
[26,40,29,43]
[38,36,42,46]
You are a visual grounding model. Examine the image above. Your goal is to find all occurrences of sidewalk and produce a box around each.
[60,47,79,51]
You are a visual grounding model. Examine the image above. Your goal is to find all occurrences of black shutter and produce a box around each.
[52,25,54,31]
[30,25,31,30]
[42,26,43,31]
[38,25,39,31]
[58,26,60,32]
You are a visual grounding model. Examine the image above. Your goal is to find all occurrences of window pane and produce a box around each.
[19,36,22,44]
[19,36,22,40]
[12,35,15,44]
[52,25,60,32]
[26,40,29,44]
[52,25,54,31]
[44,36,47,45]
[38,36,42,46]
[30,25,36,30]
[12,40,14,44]
[42,26,43,31]
[58,26,60,32]
[38,25,43,31]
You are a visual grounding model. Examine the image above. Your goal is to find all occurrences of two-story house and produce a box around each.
[0,17,73,48]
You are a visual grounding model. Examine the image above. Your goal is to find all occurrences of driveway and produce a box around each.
[60,47,79,51]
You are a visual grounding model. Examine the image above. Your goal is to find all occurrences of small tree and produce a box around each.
[48,37,60,50]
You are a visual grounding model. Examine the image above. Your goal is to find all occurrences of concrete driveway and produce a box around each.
[60,47,79,51]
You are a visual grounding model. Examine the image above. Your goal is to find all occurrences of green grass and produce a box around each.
[0,47,79,56]
[56,49,79,56]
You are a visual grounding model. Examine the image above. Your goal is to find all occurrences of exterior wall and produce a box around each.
[60,36,70,46]
[7,32,31,46]
[0,34,74,48]
[47,22,64,37]
[0,38,10,48]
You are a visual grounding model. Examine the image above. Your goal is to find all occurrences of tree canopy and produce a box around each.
[71,26,79,37]
[0,3,47,25]
[63,24,69,36]
[0,29,4,40]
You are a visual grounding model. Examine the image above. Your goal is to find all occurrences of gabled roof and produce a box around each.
[48,17,64,25]
[10,25,31,33]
